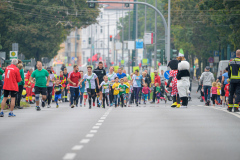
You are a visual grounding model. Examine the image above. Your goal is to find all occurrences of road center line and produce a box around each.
[63,153,76,160]
[90,130,98,133]
[96,123,102,126]
[80,139,90,144]
[86,134,94,138]
[71,145,83,151]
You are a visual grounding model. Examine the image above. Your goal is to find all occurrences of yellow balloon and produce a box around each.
[22,89,26,96]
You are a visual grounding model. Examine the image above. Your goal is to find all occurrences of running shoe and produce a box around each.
[71,104,75,108]
[234,108,239,112]
[93,102,95,107]
[36,106,41,111]
[80,104,82,107]
[89,105,91,109]
[56,105,59,108]
[47,105,51,108]
[8,112,16,117]
[98,103,101,107]
[84,103,86,107]
[42,101,45,107]
[136,103,138,107]
[0,111,4,117]
[227,107,232,112]
[110,103,113,107]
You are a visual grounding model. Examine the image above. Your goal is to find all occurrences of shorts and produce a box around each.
[35,86,47,95]
[96,86,102,93]
[87,88,96,97]
[55,94,61,100]
[84,95,88,99]
[4,90,17,98]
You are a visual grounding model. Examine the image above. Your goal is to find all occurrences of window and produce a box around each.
[100,26,103,33]
[96,26,97,33]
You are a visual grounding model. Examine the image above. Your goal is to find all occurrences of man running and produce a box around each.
[68,65,81,108]
[81,66,99,109]
[93,62,106,107]
[30,61,50,111]
[0,59,21,117]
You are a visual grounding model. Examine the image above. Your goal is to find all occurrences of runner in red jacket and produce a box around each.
[0,59,21,117]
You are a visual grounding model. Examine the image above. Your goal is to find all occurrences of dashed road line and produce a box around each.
[63,108,112,160]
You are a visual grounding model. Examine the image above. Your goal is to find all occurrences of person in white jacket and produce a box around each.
[200,66,215,106]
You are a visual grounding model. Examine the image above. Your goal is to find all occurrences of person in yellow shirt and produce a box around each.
[112,77,120,107]
[217,82,221,105]
[123,77,131,107]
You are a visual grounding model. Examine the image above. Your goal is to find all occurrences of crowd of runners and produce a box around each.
[1,49,240,117]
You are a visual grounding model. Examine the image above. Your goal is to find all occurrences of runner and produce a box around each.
[131,69,143,106]
[15,62,24,109]
[54,79,63,108]
[25,69,33,103]
[30,61,50,111]
[99,75,111,108]
[123,77,130,106]
[79,71,85,107]
[68,65,81,108]
[118,78,129,107]
[107,67,117,106]
[63,68,69,102]
[117,68,126,79]
[112,77,120,108]
[93,62,106,107]
[46,67,55,108]
[0,59,21,117]
[81,66,99,109]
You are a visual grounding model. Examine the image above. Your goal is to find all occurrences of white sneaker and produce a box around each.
[47,105,51,108]
[222,103,225,107]
[181,105,187,108]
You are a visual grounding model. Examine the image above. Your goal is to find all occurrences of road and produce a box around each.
[1,84,240,160]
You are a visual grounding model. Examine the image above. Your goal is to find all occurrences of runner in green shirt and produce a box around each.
[29,61,50,111]
[117,78,129,107]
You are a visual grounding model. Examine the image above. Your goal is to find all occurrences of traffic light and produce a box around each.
[88,0,96,8]
[110,35,112,41]
[125,3,130,7]
[88,37,91,44]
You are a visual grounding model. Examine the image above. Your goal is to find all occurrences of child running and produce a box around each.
[217,82,221,105]
[112,77,120,108]
[118,78,129,107]
[211,82,218,106]
[224,79,230,105]
[83,82,87,107]
[142,83,151,104]
[155,83,161,104]
[99,75,111,108]
[123,77,130,106]
[54,79,63,108]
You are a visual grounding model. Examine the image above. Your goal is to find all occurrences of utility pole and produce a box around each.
[128,4,131,74]
[75,27,77,64]
[167,0,171,63]
[144,0,147,59]
[122,0,124,60]
[108,14,110,68]
[136,1,138,66]
[154,0,157,70]
[132,0,137,69]
[91,25,93,65]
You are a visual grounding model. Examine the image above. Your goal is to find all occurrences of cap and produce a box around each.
[205,66,210,70]
[154,70,158,73]
[46,67,51,71]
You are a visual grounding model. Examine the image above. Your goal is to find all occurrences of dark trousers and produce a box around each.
[0,80,2,97]
[47,87,53,105]
[64,87,68,101]
[212,94,217,104]
[229,83,240,105]
[103,93,109,108]
[70,87,79,105]
[133,87,141,103]
[152,87,157,102]
[16,85,23,106]
[109,86,114,104]
[173,94,180,104]
[204,86,211,101]
[79,92,84,104]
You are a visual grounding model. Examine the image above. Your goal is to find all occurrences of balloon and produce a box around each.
[22,89,26,96]
[158,62,161,66]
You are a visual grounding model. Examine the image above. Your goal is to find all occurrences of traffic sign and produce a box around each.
[10,51,18,59]
[144,33,153,45]
[164,70,170,80]
[208,57,214,63]
[136,39,143,49]
[230,52,236,59]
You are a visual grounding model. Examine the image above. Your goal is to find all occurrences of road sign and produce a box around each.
[127,41,135,50]
[0,52,6,60]
[10,51,18,59]
[214,56,219,63]
[208,57,214,63]
[116,42,122,50]
[136,39,143,49]
[12,43,18,51]
[230,52,236,59]
[144,33,153,45]
[214,51,219,57]
[71,57,75,60]
[164,70,170,80]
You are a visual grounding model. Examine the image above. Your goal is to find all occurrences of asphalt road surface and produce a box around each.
[1,83,240,160]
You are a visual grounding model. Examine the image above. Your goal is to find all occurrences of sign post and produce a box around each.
[10,51,18,59]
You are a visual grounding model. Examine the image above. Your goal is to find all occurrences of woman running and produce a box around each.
[46,67,55,108]
[131,69,144,106]
[107,67,117,106]
[81,66,99,109]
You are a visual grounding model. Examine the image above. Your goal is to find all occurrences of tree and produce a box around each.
[0,0,100,60]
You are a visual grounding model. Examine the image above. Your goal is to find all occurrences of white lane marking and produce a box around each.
[72,145,83,151]
[63,153,76,160]
[93,126,100,129]
[90,130,98,133]
[102,115,108,117]
[211,106,240,119]
[197,105,203,107]
[86,134,94,138]
[96,123,102,126]
[80,139,90,144]
[100,117,106,119]
[98,120,104,123]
